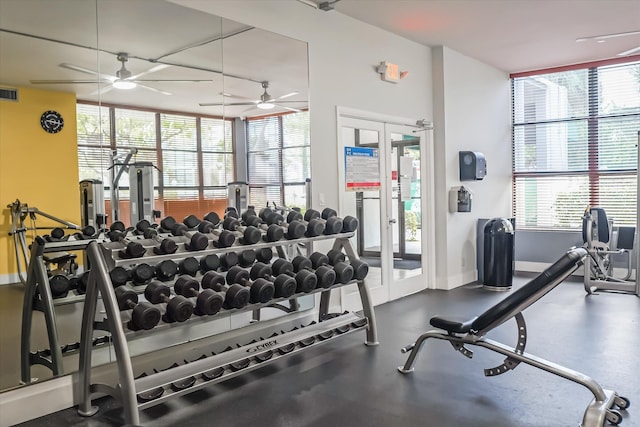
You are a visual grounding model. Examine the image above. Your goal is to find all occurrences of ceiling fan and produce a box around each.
[30,52,212,95]
[199,81,306,112]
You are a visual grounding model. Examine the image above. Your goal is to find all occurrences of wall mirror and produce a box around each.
[0,0,309,393]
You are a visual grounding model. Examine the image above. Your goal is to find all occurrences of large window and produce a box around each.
[246,111,310,209]
[512,61,640,229]
[77,102,234,225]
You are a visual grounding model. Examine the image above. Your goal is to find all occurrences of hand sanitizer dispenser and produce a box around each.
[449,186,472,213]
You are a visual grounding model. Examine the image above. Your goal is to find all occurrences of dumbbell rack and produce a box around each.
[77,231,378,426]
[20,236,106,384]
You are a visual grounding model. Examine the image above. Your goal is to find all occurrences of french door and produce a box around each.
[337,109,435,309]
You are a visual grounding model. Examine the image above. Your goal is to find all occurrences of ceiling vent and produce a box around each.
[0,87,18,102]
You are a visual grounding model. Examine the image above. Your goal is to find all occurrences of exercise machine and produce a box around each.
[398,247,629,426]
[79,179,106,230]
[582,206,639,295]
[7,200,80,285]
[227,181,248,212]
[109,149,160,226]
[129,161,157,226]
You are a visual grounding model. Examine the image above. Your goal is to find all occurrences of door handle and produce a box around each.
[389,218,397,224]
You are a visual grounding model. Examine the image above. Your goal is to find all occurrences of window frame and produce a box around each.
[511,60,640,231]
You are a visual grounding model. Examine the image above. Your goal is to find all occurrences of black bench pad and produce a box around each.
[430,316,477,334]
[429,248,587,335]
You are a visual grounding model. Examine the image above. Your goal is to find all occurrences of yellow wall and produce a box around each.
[0,86,79,280]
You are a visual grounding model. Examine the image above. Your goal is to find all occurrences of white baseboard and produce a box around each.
[0,375,74,426]
[0,273,22,286]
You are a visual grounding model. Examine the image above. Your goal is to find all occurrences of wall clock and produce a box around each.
[40,110,64,134]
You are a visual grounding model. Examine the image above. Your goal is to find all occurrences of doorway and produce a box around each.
[337,109,435,309]
[356,137,422,261]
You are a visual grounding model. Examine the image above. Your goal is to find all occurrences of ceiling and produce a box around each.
[2,0,638,119]
[0,0,309,118]
[331,0,640,74]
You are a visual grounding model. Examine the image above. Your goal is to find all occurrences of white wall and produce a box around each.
[432,46,511,289]
[170,0,433,212]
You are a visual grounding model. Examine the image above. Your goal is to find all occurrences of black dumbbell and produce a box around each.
[309,251,354,284]
[195,219,236,248]
[49,274,70,298]
[49,227,67,241]
[286,210,325,237]
[258,206,276,222]
[159,216,178,233]
[155,259,178,282]
[242,211,289,242]
[115,286,161,331]
[110,267,130,287]
[201,270,250,309]
[255,247,274,264]
[258,258,318,293]
[178,257,200,276]
[76,270,91,295]
[290,256,336,289]
[221,216,262,245]
[170,222,210,251]
[260,212,306,240]
[249,261,298,297]
[133,219,154,235]
[220,251,239,271]
[144,281,193,323]
[200,254,221,272]
[142,227,179,255]
[173,275,224,316]
[226,266,275,304]
[320,208,359,233]
[110,221,126,233]
[324,249,370,280]
[131,263,155,285]
[304,209,343,235]
[238,250,256,268]
[72,225,98,240]
[109,264,154,287]
[241,206,258,224]
[108,229,147,259]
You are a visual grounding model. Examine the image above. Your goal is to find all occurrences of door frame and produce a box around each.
[336,107,436,308]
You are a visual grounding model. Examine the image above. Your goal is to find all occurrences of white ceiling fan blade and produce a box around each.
[220,92,259,102]
[87,84,115,97]
[277,105,302,112]
[273,91,299,101]
[30,79,104,84]
[136,83,172,96]
[127,63,171,81]
[200,101,258,107]
[135,79,213,83]
[60,63,117,81]
[618,46,640,56]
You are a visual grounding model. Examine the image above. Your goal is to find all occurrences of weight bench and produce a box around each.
[398,247,630,426]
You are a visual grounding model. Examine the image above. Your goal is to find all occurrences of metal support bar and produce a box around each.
[398,327,624,427]
[20,237,63,383]
[78,241,138,425]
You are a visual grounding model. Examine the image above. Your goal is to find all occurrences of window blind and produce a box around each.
[246,111,310,208]
[77,102,235,226]
[512,61,640,229]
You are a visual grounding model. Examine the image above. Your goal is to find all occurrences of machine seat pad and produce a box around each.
[430,316,477,334]
[43,252,77,265]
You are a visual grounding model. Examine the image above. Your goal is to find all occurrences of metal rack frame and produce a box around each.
[77,232,377,426]
[20,237,95,384]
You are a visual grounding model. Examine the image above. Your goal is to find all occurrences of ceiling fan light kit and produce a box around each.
[113,80,136,90]
[257,102,275,110]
